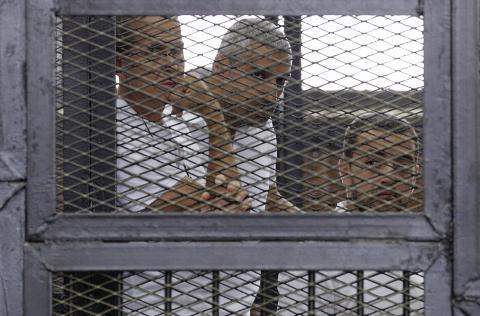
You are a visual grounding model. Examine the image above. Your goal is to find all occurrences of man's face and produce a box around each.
[118,17,185,113]
[214,43,290,128]
[340,128,419,212]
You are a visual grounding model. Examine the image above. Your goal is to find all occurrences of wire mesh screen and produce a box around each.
[55,15,423,213]
[53,270,424,315]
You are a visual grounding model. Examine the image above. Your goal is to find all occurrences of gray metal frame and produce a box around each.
[453,0,480,314]
[27,0,452,243]
[24,241,451,316]
[18,0,466,314]
[0,0,26,315]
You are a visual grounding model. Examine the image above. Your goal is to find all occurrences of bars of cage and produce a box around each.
[61,16,91,213]
[88,16,117,213]
[59,16,117,213]
[278,16,305,208]
[58,16,120,315]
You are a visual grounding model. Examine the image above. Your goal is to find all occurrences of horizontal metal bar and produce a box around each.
[26,240,442,271]
[30,213,442,241]
[56,0,422,16]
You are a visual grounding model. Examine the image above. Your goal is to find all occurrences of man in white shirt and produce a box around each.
[204,18,298,214]
[277,114,422,315]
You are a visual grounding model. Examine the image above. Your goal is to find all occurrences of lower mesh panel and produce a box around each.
[53,270,424,315]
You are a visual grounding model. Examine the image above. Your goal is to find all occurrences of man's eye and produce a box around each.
[167,49,180,57]
[128,50,149,57]
[253,71,267,79]
[365,159,378,166]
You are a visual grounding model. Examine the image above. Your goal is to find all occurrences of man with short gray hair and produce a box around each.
[205,18,298,214]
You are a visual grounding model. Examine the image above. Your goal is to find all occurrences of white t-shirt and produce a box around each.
[277,203,423,315]
[117,99,277,315]
[117,99,277,213]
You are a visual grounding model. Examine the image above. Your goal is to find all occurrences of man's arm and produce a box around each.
[266,184,301,213]
[148,75,248,213]
[174,74,240,186]
[150,175,251,213]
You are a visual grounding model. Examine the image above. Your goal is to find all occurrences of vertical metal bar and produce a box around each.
[88,16,117,213]
[87,17,121,313]
[279,16,304,208]
[253,271,279,315]
[423,0,452,234]
[62,16,120,314]
[356,271,364,316]
[1,0,26,315]
[26,0,57,235]
[165,271,173,315]
[452,0,480,313]
[0,187,25,316]
[308,271,316,315]
[403,271,411,316]
[24,245,52,316]
[425,254,452,316]
[264,16,279,25]
[62,16,92,213]
[212,271,220,316]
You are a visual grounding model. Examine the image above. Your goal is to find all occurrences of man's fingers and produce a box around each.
[227,180,241,193]
[240,198,252,212]
[201,191,210,201]
[234,189,249,203]
[214,174,227,186]
[172,104,183,117]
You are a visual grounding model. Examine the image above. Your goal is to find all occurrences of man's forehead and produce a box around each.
[356,129,416,154]
[230,44,290,72]
[127,16,183,45]
[237,43,289,59]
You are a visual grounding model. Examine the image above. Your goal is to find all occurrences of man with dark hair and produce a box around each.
[276,114,421,315]
[337,113,420,212]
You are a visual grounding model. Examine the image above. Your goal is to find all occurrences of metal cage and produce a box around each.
[0,0,479,315]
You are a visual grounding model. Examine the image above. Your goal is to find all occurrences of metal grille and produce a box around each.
[53,270,424,315]
[55,14,423,214]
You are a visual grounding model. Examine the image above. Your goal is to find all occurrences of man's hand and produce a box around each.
[168,74,221,119]
[200,174,251,213]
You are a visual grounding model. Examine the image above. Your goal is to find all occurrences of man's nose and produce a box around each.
[378,163,395,184]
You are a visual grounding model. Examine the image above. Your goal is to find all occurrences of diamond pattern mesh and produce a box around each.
[53,270,424,315]
[55,14,423,214]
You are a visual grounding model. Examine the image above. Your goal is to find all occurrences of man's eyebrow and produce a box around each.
[362,147,385,157]
[396,154,415,163]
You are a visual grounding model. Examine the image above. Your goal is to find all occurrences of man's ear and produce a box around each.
[116,56,125,76]
[338,158,352,186]
[212,53,229,74]
[411,162,421,188]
